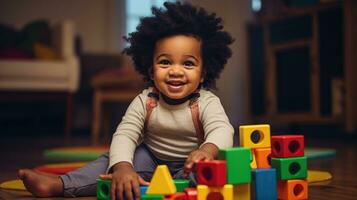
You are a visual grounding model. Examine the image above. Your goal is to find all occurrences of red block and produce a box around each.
[184,188,197,200]
[271,135,304,158]
[196,160,227,186]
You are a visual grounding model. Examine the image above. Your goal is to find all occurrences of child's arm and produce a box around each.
[183,143,219,176]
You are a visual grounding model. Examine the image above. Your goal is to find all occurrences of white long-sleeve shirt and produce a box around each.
[108,88,234,170]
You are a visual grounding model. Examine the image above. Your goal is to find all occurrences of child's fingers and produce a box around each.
[100,174,113,180]
[124,181,134,200]
[138,176,150,186]
[131,179,141,199]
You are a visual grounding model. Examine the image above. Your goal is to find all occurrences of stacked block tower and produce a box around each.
[96,124,308,200]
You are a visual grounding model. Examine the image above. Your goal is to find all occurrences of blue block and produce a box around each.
[252,169,277,200]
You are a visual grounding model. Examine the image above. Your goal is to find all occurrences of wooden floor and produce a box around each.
[0,135,357,199]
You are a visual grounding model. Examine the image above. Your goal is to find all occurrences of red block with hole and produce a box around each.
[184,188,197,200]
[277,179,308,199]
[196,160,227,187]
[271,135,304,158]
[254,147,272,168]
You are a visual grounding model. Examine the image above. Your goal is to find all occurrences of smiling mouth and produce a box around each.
[166,81,186,90]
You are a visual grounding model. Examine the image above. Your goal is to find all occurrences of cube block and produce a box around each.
[233,184,250,200]
[174,179,190,192]
[184,188,197,200]
[141,194,164,200]
[277,179,308,200]
[218,147,251,184]
[239,124,271,149]
[271,135,304,158]
[96,179,147,200]
[163,193,186,200]
[196,160,227,186]
[254,147,272,168]
[271,157,307,180]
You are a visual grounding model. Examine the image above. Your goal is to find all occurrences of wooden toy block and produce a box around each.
[97,179,148,200]
[271,135,304,158]
[174,179,190,192]
[146,165,176,195]
[184,188,197,200]
[233,184,250,200]
[141,194,164,200]
[218,147,251,184]
[277,179,308,199]
[251,149,257,169]
[271,156,307,180]
[239,124,271,149]
[197,184,233,200]
[251,169,277,200]
[163,193,187,200]
[196,160,227,186]
[254,147,272,168]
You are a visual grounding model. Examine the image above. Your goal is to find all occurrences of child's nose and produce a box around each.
[168,65,184,76]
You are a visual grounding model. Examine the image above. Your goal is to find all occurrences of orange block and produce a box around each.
[277,179,308,200]
[254,148,272,169]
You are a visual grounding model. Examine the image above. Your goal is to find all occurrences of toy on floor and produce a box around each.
[96,124,333,200]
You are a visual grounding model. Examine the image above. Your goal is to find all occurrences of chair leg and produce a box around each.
[92,90,102,145]
[65,93,74,141]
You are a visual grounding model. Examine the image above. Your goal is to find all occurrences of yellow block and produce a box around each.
[239,124,271,148]
[233,184,250,200]
[197,184,233,200]
[146,165,176,195]
[0,179,26,191]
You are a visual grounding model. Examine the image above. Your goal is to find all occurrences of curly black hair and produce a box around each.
[123,1,234,89]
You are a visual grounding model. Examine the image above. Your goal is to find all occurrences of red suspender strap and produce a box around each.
[189,98,205,145]
[144,87,159,130]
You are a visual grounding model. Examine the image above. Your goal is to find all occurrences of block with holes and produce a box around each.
[96,179,148,200]
[218,147,251,184]
[271,156,307,180]
[271,135,304,158]
[233,184,250,200]
[239,124,271,149]
[197,184,233,200]
[163,192,186,200]
[196,160,227,186]
[277,179,308,200]
[251,169,277,200]
[254,147,272,169]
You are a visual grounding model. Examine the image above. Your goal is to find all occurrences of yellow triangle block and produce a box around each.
[146,165,176,195]
[0,179,26,190]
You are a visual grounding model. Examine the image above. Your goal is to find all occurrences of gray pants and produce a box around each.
[60,144,196,197]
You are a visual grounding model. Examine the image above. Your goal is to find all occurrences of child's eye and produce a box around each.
[183,61,195,68]
[158,59,171,65]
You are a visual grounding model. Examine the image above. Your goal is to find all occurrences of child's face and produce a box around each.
[152,35,203,100]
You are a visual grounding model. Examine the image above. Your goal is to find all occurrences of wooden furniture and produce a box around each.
[0,21,80,139]
[247,1,357,133]
[90,68,143,145]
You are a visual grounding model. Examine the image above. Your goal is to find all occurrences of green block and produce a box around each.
[271,156,307,180]
[140,194,164,200]
[218,147,251,184]
[97,179,111,200]
[173,179,190,192]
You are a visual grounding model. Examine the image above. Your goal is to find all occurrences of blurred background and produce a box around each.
[0,0,356,145]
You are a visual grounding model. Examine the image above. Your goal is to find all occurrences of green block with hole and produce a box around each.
[140,194,164,200]
[271,156,307,180]
[173,179,190,192]
[97,179,111,200]
[218,147,251,184]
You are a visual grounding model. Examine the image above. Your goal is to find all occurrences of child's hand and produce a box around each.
[183,143,219,177]
[101,162,149,200]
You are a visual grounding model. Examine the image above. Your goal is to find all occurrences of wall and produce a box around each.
[0,0,125,53]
